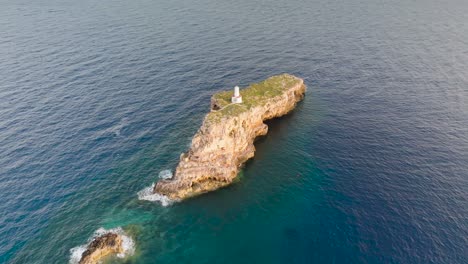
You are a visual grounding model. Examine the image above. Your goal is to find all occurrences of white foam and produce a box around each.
[137,183,174,207]
[158,169,173,180]
[69,245,86,264]
[69,227,135,264]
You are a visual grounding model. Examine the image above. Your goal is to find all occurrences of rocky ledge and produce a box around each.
[154,74,306,200]
[78,232,124,264]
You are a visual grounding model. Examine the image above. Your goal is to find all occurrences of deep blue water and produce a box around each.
[1,0,468,263]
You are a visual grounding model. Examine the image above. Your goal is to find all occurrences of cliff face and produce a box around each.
[154,74,306,200]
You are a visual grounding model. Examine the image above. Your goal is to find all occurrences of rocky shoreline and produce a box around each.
[153,74,306,200]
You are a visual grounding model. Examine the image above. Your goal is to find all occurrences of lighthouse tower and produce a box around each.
[231,86,243,104]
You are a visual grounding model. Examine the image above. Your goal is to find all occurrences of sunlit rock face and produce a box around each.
[78,233,124,264]
[154,74,306,200]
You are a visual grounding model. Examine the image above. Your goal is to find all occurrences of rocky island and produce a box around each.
[154,74,306,200]
[77,233,124,264]
[72,228,134,264]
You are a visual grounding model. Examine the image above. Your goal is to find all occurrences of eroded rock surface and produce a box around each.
[78,233,124,264]
[154,74,306,200]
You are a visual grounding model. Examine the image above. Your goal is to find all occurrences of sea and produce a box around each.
[1,0,467,263]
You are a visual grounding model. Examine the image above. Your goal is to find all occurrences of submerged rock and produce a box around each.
[78,232,124,264]
[154,74,306,200]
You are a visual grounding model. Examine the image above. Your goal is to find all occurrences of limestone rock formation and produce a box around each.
[78,232,124,264]
[154,74,306,200]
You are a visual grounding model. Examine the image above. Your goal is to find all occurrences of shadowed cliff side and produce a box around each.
[154,74,306,200]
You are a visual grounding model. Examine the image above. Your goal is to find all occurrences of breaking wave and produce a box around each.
[69,245,86,264]
[137,183,174,207]
[69,227,135,264]
[158,169,173,180]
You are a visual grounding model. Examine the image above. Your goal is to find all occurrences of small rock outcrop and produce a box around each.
[154,74,306,200]
[78,233,124,264]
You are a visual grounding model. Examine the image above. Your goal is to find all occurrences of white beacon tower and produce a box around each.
[231,86,243,103]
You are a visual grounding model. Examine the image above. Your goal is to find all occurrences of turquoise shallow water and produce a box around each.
[1,0,468,263]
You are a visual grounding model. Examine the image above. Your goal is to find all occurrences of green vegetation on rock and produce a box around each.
[207,74,301,123]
